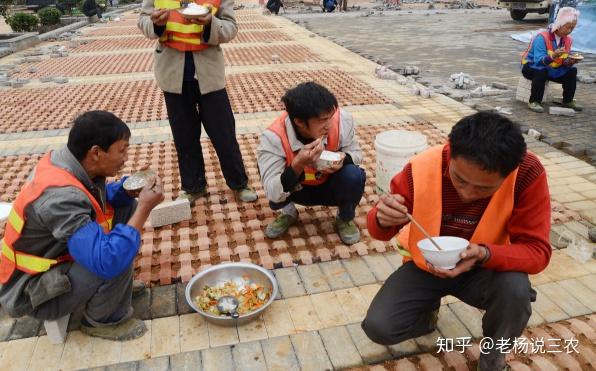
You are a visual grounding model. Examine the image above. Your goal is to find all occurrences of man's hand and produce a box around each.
[150,9,169,26]
[375,193,409,228]
[319,152,346,174]
[188,5,213,25]
[137,177,165,214]
[552,47,567,59]
[428,243,487,279]
[291,137,324,175]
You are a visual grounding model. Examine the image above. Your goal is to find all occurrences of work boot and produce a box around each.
[527,102,544,113]
[132,280,146,298]
[561,100,583,111]
[81,318,147,341]
[335,217,361,245]
[176,188,208,205]
[236,186,258,202]
[265,214,297,239]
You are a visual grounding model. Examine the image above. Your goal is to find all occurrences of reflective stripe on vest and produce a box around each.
[521,31,572,68]
[154,0,221,52]
[396,145,517,272]
[266,110,341,186]
[0,153,114,284]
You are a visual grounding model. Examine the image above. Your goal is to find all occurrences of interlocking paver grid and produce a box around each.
[0,70,387,132]
[12,52,153,78]
[224,44,322,66]
[70,37,156,52]
[84,26,142,37]
[230,30,293,44]
[238,21,278,30]
[226,69,391,113]
[289,10,596,165]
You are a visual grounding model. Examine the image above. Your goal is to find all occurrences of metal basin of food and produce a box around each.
[185,262,278,326]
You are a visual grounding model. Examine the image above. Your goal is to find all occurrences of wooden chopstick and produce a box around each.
[406,213,443,251]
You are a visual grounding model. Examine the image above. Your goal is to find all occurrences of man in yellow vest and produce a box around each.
[138,0,257,204]
[257,82,365,245]
[362,112,551,371]
[0,111,164,341]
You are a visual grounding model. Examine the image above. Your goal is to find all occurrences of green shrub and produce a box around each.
[6,12,39,32]
[38,7,62,26]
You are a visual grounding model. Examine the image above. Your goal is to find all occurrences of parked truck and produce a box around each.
[497,0,552,20]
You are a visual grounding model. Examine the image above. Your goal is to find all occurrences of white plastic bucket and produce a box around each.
[375,130,428,194]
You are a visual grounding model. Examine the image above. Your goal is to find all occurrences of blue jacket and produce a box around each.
[524,32,572,79]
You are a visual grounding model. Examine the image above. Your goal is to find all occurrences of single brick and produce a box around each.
[320,260,354,290]
[150,199,192,227]
[297,264,330,294]
[316,248,332,262]
[272,240,288,252]
[235,244,251,259]
[298,250,314,265]
[419,353,443,371]
[319,326,363,369]
[342,257,377,286]
[151,284,177,318]
[369,240,387,253]
[290,331,333,371]
[335,244,352,259]
[292,238,306,248]
[279,253,295,267]
[232,341,267,371]
[260,336,300,370]
[274,267,306,298]
[170,350,202,371]
[354,242,369,256]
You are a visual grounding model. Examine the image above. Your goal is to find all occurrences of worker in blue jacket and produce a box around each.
[0,111,164,341]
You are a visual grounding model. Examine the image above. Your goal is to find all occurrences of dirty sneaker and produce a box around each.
[132,280,146,298]
[265,214,297,239]
[236,186,258,202]
[527,102,544,113]
[176,188,208,205]
[335,217,361,245]
[562,100,583,111]
[81,318,147,341]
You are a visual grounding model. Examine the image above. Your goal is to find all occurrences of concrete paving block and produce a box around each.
[549,106,576,117]
[274,267,306,298]
[261,336,300,371]
[319,326,363,369]
[383,251,404,270]
[346,323,393,364]
[151,284,177,318]
[414,329,441,353]
[176,282,194,315]
[436,305,472,340]
[106,362,138,371]
[448,301,484,339]
[132,286,152,320]
[319,260,355,290]
[137,356,169,371]
[290,331,333,371]
[362,254,395,281]
[556,278,596,312]
[537,282,591,317]
[533,286,570,323]
[202,346,234,371]
[297,264,331,294]
[8,315,42,340]
[169,350,202,371]
[150,199,192,228]
[342,257,377,286]
[232,341,267,371]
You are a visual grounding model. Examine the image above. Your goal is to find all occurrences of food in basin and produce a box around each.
[194,276,271,316]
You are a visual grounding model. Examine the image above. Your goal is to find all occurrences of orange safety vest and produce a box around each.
[396,145,518,272]
[155,0,221,52]
[522,31,572,68]
[0,153,114,284]
[267,110,341,186]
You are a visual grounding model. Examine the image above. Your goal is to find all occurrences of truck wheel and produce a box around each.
[510,9,527,21]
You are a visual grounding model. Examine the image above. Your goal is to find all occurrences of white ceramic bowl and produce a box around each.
[417,236,469,269]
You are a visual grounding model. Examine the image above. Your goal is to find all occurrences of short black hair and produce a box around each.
[448,111,526,177]
[67,111,131,161]
[281,82,338,125]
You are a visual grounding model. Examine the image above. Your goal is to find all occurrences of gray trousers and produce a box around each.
[32,202,137,327]
[362,262,536,369]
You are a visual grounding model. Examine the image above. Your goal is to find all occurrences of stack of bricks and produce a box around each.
[516,76,550,103]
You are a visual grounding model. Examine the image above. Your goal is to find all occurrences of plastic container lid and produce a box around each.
[0,202,12,222]
[375,130,427,152]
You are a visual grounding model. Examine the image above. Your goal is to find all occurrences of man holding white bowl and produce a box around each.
[362,112,551,371]
[257,82,366,245]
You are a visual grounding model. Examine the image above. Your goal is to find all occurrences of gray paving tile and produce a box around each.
[296,264,330,294]
[319,326,363,369]
[346,323,393,364]
[151,284,177,319]
[232,341,267,371]
[341,257,377,286]
[176,282,194,315]
[362,254,395,281]
[319,260,354,290]
[532,287,570,323]
[436,305,472,340]
[536,282,592,317]
[202,346,234,371]
[290,331,333,371]
[137,356,169,371]
[170,350,202,371]
[261,336,300,371]
[133,286,152,321]
[274,267,306,298]
[448,301,484,339]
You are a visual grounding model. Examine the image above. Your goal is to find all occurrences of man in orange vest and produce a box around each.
[257,82,365,245]
[0,111,164,341]
[138,0,257,204]
[362,112,551,371]
[521,7,582,113]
